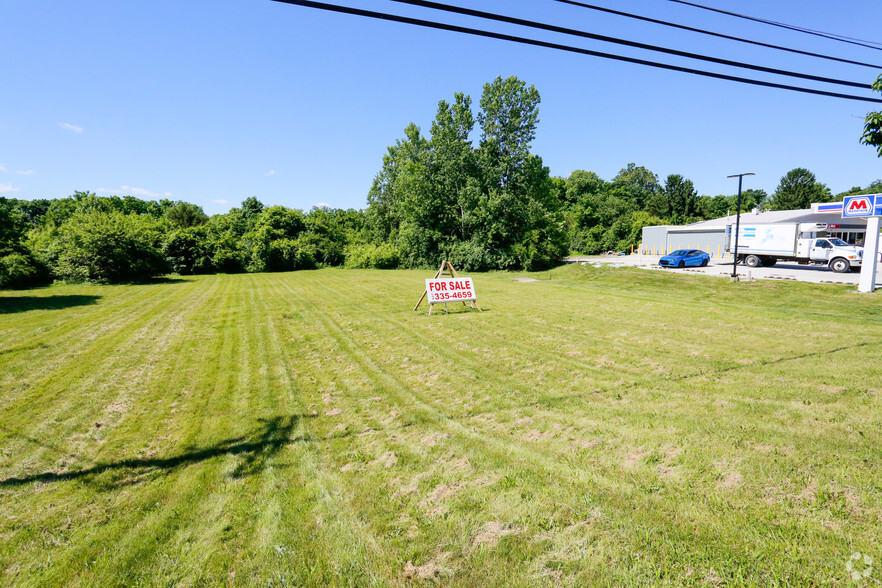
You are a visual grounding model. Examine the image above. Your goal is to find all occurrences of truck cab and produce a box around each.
[796,236,863,272]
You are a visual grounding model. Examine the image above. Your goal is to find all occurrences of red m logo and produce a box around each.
[848,198,870,211]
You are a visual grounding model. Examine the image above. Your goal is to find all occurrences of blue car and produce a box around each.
[659,249,710,268]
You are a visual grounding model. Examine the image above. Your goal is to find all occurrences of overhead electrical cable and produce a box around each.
[550,0,882,69]
[270,0,882,104]
[668,0,882,51]
[382,0,871,89]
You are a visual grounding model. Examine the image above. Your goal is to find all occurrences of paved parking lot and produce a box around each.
[567,255,882,287]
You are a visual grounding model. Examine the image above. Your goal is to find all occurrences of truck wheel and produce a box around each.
[744,255,761,268]
[761,257,777,267]
[829,258,850,273]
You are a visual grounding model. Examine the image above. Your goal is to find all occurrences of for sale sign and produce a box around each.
[425,277,476,303]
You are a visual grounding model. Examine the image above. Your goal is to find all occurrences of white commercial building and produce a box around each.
[639,207,871,258]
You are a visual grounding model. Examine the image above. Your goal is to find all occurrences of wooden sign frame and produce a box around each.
[413,260,482,315]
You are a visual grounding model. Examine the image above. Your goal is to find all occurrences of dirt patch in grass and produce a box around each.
[473,521,521,547]
[419,432,449,447]
[403,552,451,579]
[369,451,397,469]
[624,448,648,468]
[104,400,131,414]
[714,462,743,490]
[420,483,462,516]
[523,430,554,442]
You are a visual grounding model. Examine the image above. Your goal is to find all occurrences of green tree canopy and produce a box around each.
[769,168,832,210]
[612,164,660,210]
[364,77,565,271]
[33,210,167,283]
[861,74,882,157]
[165,202,209,229]
[647,174,698,223]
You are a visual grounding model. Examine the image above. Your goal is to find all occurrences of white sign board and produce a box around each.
[425,277,477,304]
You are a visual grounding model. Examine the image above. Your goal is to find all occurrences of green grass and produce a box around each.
[1,266,880,586]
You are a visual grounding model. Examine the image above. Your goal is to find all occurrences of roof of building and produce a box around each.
[668,208,867,233]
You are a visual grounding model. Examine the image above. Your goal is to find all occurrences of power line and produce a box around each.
[270,0,882,104]
[385,0,871,89]
[668,0,882,51]
[550,0,882,69]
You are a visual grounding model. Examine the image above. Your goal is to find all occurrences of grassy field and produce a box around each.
[1,266,880,586]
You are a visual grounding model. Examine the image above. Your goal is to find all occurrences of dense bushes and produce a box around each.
[344,243,399,269]
[0,197,44,288]
[3,194,365,286]
[32,210,167,283]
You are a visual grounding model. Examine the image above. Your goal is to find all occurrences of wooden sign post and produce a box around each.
[413,260,482,315]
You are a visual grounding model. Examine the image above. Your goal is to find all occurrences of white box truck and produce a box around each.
[726,222,863,273]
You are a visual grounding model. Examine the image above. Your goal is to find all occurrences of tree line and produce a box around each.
[2,76,880,288]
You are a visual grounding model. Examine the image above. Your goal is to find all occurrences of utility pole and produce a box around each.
[727,173,755,279]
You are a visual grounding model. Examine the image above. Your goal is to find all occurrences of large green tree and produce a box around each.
[769,168,832,210]
[612,163,660,210]
[469,77,564,270]
[861,74,882,156]
[648,174,698,223]
[364,77,565,271]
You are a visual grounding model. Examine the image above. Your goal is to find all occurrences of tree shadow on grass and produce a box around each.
[0,295,102,314]
[0,415,326,487]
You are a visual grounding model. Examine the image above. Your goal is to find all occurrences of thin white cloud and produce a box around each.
[265,170,276,176]
[1,165,34,175]
[0,183,20,193]
[97,185,172,198]
[122,185,172,198]
[212,199,229,204]
[315,202,331,208]
[59,122,83,134]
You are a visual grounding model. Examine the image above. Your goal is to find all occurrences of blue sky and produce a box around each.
[3,0,881,215]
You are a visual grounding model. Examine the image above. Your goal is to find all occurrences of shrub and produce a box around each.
[344,243,399,269]
[35,210,167,283]
[0,252,44,289]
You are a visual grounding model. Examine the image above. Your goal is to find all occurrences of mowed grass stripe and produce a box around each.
[275,274,658,520]
[0,278,233,584]
[314,270,646,389]
[0,281,191,395]
[0,279,210,485]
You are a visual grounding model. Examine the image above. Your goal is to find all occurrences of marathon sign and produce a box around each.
[842,194,882,218]
[425,277,477,303]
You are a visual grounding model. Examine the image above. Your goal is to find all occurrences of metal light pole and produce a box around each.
[727,173,755,278]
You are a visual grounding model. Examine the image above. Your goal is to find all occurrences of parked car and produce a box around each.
[659,249,710,268]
